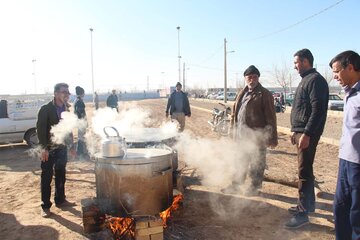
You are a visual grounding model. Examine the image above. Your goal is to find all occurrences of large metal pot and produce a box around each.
[101,126,126,158]
[95,148,173,217]
[122,128,178,171]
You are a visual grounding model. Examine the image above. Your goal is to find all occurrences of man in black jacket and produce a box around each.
[37,83,75,218]
[74,86,88,158]
[165,82,191,132]
[106,89,119,112]
[285,49,329,228]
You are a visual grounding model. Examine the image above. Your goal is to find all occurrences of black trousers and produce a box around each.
[41,148,68,209]
[295,133,320,212]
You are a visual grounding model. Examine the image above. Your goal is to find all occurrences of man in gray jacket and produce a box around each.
[166,82,191,132]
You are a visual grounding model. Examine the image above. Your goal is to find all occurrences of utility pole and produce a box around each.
[224,38,227,103]
[147,75,149,91]
[177,26,181,83]
[32,59,37,94]
[183,62,186,91]
[90,28,95,104]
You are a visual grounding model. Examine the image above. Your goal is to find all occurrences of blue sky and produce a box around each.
[0,0,358,95]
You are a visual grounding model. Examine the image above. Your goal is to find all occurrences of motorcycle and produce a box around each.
[208,102,232,136]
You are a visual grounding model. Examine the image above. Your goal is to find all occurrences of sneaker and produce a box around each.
[288,205,315,214]
[285,213,309,229]
[41,208,51,218]
[55,199,76,208]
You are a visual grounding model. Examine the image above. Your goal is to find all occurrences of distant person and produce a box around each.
[286,49,329,229]
[106,89,119,112]
[165,82,191,132]
[37,83,75,218]
[74,86,88,159]
[222,65,278,195]
[330,50,360,240]
[94,92,99,110]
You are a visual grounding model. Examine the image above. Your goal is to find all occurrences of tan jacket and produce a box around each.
[231,84,278,146]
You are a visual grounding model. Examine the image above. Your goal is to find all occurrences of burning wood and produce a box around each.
[105,216,136,240]
[159,194,183,227]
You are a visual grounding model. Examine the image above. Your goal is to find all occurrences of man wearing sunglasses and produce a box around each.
[37,83,74,218]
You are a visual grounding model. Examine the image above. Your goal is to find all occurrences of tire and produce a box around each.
[24,128,39,147]
[218,120,230,136]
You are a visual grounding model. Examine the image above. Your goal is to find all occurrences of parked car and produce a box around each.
[216,92,237,101]
[0,99,40,146]
[328,94,344,111]
[285,93,295,106]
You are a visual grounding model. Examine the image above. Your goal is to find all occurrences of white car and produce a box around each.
[328,94,344,111]
[0,99,40,146]
[216,92,237,101]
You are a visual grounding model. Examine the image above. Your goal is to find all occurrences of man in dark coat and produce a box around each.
[165,82,191,132]
[222,65,277,195]
[37,83,75,218]
[106,89,119,112]
[286,49,329,229]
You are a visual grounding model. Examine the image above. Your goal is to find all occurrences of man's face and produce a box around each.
[176,85,182,91]
[54,86,70,105]
[245,74,259,90]
[332,61,350,87]
[294,56,308,75]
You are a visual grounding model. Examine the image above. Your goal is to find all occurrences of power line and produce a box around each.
[198,44,224,65]
[248,0,345,41]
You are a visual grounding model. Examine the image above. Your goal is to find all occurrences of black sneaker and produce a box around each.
[285,213,309,229]
[288,205,315,214]
[55,200,76,208]
[41,208,51,218]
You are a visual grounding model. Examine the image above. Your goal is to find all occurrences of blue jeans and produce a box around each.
[41,148,68,209]
[334,158,360,240]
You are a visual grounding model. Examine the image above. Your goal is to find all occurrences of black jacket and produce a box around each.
[37,100,70,149]
[74,97,86,119]
[166,91,191,116]
[290,68,329,137]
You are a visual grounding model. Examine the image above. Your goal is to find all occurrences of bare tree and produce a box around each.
[321,67,334,86]
[272,61,295,101]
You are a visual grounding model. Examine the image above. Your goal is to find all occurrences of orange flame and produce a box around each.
[105,216,135,239]
[159,194,183,227]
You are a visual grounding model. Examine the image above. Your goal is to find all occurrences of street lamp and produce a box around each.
[32,59,37,94]
[177,26,181,84]
[224,38,235,103]
[90,28,95,104]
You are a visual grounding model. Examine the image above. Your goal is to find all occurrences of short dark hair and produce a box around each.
[54,83,69,93]
[329,50,360,71]
[294,48,314,67]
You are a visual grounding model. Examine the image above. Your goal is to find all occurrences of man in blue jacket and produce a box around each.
[166,82,191,132]
[286,49,329,228]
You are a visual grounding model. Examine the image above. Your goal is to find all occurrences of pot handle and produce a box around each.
[153,167,172,176]
[103,126,120,137]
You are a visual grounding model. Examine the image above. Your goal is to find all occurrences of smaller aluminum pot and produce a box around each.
[102,126,126,158]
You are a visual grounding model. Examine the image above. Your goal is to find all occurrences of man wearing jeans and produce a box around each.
[165,82,191,132]
[286,49,329,228]
[37,83,75,217]
[330,50,360,240]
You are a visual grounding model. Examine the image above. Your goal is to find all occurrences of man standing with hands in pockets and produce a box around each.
[286,49,329,228]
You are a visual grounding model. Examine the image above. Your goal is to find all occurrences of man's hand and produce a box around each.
[165,112,169,118]
[298,134,310,150]
[290,132,296,145]
[187,113,191,117]
[70,147,76,159]
[40,149,49,162]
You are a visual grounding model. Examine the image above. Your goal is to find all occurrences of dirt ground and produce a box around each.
[0,98,339,240]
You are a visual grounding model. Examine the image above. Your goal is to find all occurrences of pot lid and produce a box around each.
[96,148,173,165]
[121,128,177,143]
